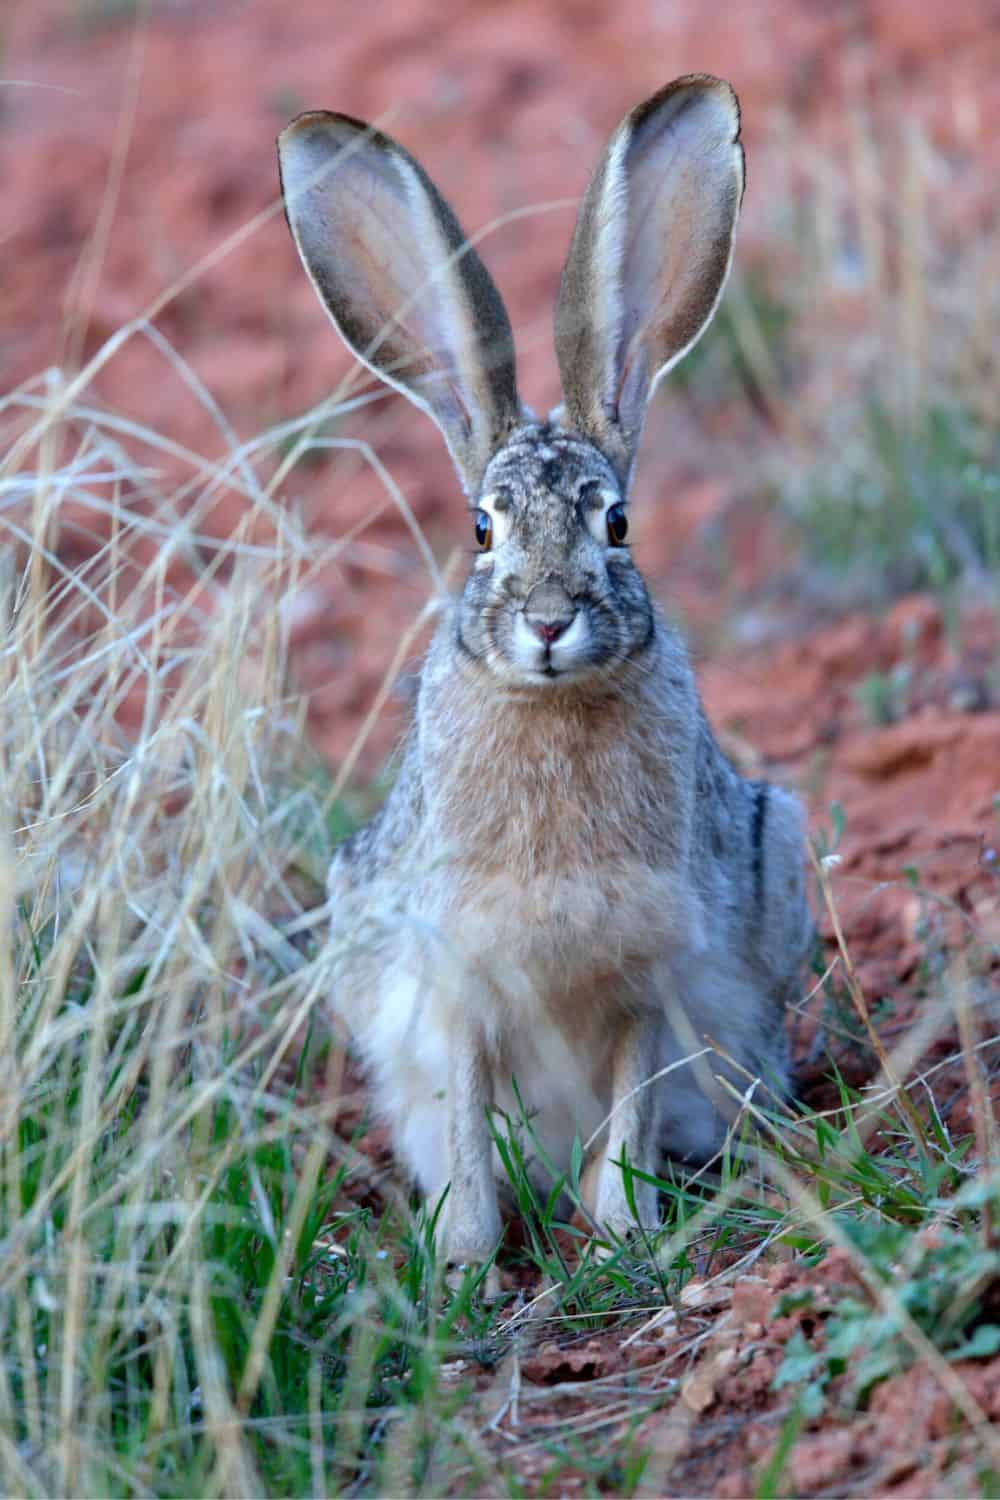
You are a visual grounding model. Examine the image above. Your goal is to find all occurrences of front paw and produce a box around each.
[592,1211,659,1262]
[591,1175,660,1254]
[444,1260,502,1300]
[435,1199,503,1297]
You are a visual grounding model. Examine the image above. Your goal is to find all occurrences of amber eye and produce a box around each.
[606,503,628,546]
[474,510,492,550]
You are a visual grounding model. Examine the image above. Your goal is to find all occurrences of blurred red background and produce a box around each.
[4,0,1000,764]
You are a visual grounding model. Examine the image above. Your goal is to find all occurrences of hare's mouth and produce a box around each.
[510,608,593,680]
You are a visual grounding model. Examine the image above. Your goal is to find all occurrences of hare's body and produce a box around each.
[331,550,806,1219]
[279,76,811,1268]
[333,593,804,1176]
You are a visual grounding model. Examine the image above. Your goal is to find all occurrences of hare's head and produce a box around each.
[278,77,743,687]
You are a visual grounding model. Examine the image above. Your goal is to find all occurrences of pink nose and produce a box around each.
[527,615,573,645]
[523,577,576,646]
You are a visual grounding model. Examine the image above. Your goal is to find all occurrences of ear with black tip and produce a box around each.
[278,112,522,495]
[553,75,744,484]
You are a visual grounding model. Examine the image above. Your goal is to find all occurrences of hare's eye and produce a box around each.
[474,510,492,551]
[606,504,628,546]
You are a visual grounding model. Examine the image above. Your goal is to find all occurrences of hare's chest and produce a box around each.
[417,692,701,975]
[423,684,684,875]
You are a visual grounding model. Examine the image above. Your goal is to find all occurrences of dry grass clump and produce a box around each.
[0,349,353,1494]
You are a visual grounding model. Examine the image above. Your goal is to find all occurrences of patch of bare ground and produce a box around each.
[459,1251,1000,1497]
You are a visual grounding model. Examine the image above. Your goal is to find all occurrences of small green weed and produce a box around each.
[853,663,913,726]
[774,1216,1000,1413]
[789,404,1000,596]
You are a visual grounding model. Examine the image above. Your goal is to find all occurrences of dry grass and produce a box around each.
[0,341,432,1494]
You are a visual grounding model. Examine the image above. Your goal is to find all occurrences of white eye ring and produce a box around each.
[475,493,512,547]
[583,487,622,544]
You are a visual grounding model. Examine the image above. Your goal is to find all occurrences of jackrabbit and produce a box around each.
[278,75,811,1276]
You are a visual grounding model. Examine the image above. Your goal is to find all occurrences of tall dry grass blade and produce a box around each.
[810,844,931,1151]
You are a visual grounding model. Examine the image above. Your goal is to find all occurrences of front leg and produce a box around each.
[439,1022,502,1287]
[584,1010,664,1243]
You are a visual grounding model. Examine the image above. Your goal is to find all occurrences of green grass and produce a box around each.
[35,966,993,1496]
[14,1020,995,1496]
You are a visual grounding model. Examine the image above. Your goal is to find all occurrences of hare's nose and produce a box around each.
[523,579,576,644]
[528,616,574,644]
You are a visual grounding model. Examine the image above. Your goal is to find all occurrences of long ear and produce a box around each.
[554,75,744,484]
[278,112,521,495]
